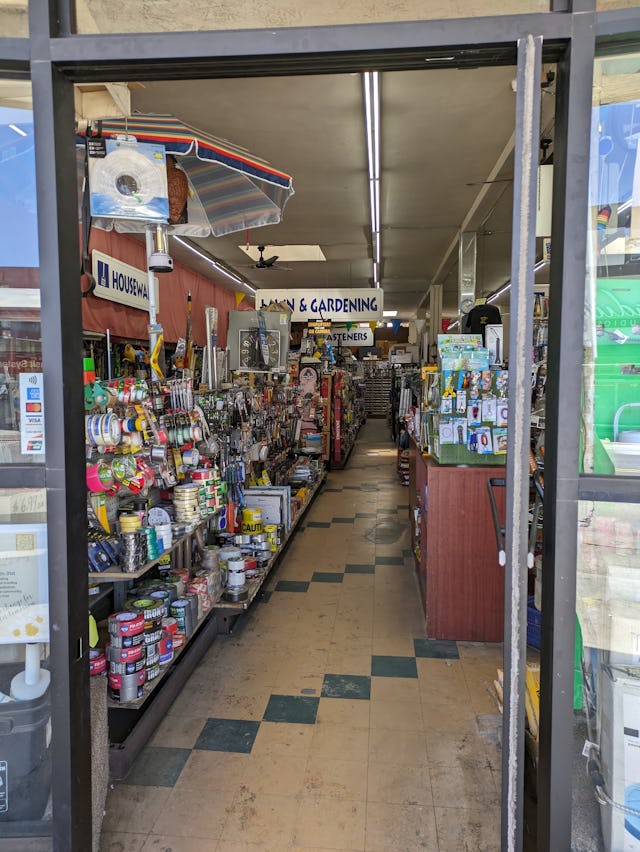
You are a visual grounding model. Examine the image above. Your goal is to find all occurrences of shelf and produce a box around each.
[214,471,326,612]
[88,582,114,609]
[88,515,212,581]
[107,594,222,710]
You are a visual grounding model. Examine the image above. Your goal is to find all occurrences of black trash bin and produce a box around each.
[0,662,51,822]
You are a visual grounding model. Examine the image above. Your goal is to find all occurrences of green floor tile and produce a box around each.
[275,580,310,593]
[263,694,319,724]
[371,655,419,678]
[375,556,404,565]
[345,563,375,574]
[195,718,260,753]
[312,572,344,583]
[125,746,191,787]
[322,673,371,700]
[414,638,460,659]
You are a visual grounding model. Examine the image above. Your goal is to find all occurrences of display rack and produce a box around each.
[363,362,392,417]
[331,369,362,468]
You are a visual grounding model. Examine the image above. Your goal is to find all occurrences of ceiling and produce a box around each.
[129,64,555,320]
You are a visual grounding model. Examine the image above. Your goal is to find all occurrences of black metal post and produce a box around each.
[537,10,595,852]
[29,1,92,849]
[502,33,541,852]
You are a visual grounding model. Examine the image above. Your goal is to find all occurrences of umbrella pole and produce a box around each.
[146,227,165,382]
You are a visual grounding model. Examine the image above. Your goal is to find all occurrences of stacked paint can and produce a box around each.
[107,611,145,701]
[173,484,200,523]
[191,468,222,517]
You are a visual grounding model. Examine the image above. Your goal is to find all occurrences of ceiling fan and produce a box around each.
[244,246,291,271]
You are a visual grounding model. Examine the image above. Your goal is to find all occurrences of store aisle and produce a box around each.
[100,419,503,852]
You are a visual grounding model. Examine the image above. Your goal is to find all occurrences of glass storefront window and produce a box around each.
[576,500,640,851]
[0,1,28,38]
[0,97,44,465]
[584,53,640,475]
[0,489,50,835]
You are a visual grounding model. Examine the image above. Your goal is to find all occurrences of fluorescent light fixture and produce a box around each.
[383,310,397,317]
[8,123,27,137]
[364,71,381,288]
[173,236,256,295]
[486,258,548,304]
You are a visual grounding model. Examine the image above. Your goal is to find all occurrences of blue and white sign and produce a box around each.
[18,373,45,456]
[325,326,374,347]
[256,288,383,323]
[92,250,159,312]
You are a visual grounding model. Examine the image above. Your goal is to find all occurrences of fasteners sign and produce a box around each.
[324,326,374,347]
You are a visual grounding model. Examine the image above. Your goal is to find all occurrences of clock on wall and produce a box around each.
[238,328,281,370]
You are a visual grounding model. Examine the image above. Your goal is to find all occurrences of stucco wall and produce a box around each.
[75,0,549,34]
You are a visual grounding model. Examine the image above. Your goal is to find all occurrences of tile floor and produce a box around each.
[100,419,503,852]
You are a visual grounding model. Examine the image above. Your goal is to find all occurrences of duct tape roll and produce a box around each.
[108,611,145,638]
[161,616,179,635]
[158,632,173,659]
[143,615,163,633]
[109,656,145,676]
[145,661,161,682]
[130,599,165,622]
[143,627,163,646]
[106,643,144,664]
[145,643,160,668]
[149,590,170,617]
[109,669,145,702]
[170,600,193,637]
[159,649,174,666]
[185,593,199,631]
[227,557,246,589]
[89,648,106,676]
[251,533,267,544]
[109,629,145,649]
[159,583,178,604]
[172,632,186,650]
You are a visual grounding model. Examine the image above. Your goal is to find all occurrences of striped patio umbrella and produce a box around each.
[79,114,294,238]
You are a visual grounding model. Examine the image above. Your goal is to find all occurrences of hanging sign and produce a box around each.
[256,288,383,322]
[324,326,374,347]
[92,250,159,313]
[308,321,332,335]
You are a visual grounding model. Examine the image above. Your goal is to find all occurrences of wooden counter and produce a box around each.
[408,441,505,642]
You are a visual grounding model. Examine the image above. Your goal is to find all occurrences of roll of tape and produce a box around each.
[106,643,144,664]
[162,616,179,635]
[109,656,145,676]
[89,648,106,676]
[108,669,145,690]
[109,630,144,649]
[130,599,165,622]
[145,661,161,682]
[145,643,160,667]
[143,627,163,645]
[108,611,144,637]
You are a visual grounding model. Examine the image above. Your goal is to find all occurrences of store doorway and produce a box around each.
[71,38,546,851]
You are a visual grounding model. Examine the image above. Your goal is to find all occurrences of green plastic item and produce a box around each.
[574,615,583,711]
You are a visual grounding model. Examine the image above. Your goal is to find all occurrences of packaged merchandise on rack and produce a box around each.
[417,334,508,466]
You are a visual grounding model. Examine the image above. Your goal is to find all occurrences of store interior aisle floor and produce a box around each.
[100,419,504,852]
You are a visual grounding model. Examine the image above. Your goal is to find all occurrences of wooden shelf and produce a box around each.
[88,515,212,581]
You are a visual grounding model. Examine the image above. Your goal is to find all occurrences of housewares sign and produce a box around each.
[256,288,383,323]
[92,250,159,312]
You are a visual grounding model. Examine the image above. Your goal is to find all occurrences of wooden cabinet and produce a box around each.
[410,443,505,642]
